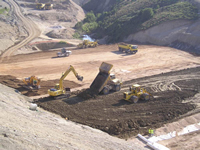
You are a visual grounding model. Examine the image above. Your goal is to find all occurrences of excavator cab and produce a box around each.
[54,84,60,90]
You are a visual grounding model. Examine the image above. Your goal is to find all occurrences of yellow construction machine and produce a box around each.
[124,84,153,103]
[36,3,45,10]
[90,62,122,95]
[77,40,98,49]
[118,42,138,54]
[44,3,53,10]
[48,65,83,99]
[22,76,41,90]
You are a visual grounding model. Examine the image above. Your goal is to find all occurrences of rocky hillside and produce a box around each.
[0,0,85,55]
[0,0,27,54]
[82,0,116,13]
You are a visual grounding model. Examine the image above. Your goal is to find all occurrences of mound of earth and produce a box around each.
[46,29,74,39]
[34,67,200,139]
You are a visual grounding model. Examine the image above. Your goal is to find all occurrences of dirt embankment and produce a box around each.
[0,0,27,54]
[125,19,200,55]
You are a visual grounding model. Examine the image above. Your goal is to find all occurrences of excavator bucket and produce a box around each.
[77,75,83,81]
[90,62,113,94]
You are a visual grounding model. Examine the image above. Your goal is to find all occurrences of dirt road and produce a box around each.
[0,0,41,62]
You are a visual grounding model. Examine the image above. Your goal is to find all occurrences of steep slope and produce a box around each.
[0,84,145,150]
[0,0,85,56]
[0,0,27,55]
[82,0,117,13]
[125,19,200,54]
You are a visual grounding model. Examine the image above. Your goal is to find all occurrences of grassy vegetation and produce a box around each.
[75,0,199,42]
[0,7,9,14]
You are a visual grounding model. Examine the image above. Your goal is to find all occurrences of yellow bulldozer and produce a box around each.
[22,76,41,90]
[44,3,53,10]
[77,40,98,49]
[48,65,83,99]
[36,3,45,10]
[124,84,153,103]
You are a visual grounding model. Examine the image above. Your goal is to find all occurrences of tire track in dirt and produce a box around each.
[0,0,41,62]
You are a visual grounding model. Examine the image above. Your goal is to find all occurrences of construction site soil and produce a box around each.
[2,67,199,139]
[0,75,81,96]
[1,41,200,140]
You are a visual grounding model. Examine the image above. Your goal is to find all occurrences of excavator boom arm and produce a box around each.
[59,65,83,90]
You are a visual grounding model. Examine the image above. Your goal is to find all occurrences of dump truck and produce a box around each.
[77,40,98,49]
[57,48,72,57]
[22,76,41,90]
[48,65,83,99]
[44,3,53,10]
[118,42,138,54]
[90,62,122,95]
[36,3,45,10]
[124,84,153,103]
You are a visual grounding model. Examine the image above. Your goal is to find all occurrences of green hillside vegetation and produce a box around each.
[0,7,9,14]
[74,0,199,42]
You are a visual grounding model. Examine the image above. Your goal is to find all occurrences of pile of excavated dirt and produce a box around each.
[0,75,81,96]
[34,41,75,51]
[34,67,200,139]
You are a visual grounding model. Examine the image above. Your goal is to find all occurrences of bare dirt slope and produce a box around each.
[0,0,85,57]
[0,0,27,54]
[156,113,200,150]
[0,84,145,150]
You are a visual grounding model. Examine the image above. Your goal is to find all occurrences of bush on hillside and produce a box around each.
[82,22,98,33]
[75,22,83,30]
[139,8,154,22]
[84,12,96,23]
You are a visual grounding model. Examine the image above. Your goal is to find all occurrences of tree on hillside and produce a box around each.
[139,8,154,22]
[84,12,96,23]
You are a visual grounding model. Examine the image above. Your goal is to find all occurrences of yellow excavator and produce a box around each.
[48,65,83,99]
[22,76,41,90]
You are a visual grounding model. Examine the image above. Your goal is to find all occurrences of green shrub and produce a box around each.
[73,32,81,39]
[139,8,154,22]
[59,41,67,44]
[75,22,83,30]
[82,22,98,33]
[84,11,96,23]
[0,7,9,14]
